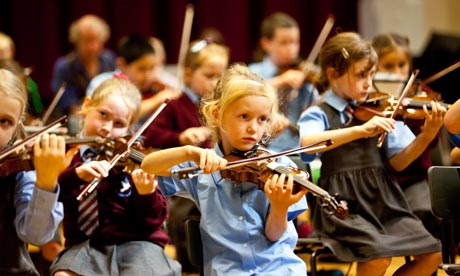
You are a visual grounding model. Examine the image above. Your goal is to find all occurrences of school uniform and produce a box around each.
[50,146,181,276]
[0,171,63,275]
[297,90,441,262]
[157,145,308,276]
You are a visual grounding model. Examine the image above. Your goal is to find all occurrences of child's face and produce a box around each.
[263,27,300,67]
[120,54,156,92]
[186,56,228,98]
[81,95,132,139]
[333,58,376,103]
[377,47,410,79]
[0,96,22,149]
[219,95,271,155]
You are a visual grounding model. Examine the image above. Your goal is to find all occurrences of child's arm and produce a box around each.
[139,88,181,120]
[389,101,445,171]
[444,98,460,134]
[15,134,67,245]
[263,174,307,241]
[141,145,227,176]
[33,134,67,192]
[451,147,460,165]
[301,115,396,150]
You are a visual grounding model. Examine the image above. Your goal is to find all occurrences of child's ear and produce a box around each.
[80,96,92,115]
[184,67,193,84]
[260,37,270,52]
[116,57,127,70]
[211,107,219,123]
[326,67,337,81]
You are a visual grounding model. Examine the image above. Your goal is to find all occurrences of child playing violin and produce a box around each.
[372,33,443,238]
[141,63,308,275]
[86,34,180,129]
[298,32,444,275]
[50,77,181,276]
[249,12,320,152]
[0,68,66,275]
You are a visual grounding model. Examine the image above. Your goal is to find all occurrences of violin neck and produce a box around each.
[129,149,145,164]
[266,162,328,197]
[404,99,450,110]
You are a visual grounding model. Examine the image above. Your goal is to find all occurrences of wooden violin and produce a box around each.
[172,139,349,220]
[220,148,349,220]
[354,91,450,126]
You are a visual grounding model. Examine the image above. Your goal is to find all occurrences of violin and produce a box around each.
[172,139,349,220]
[220,148,349,220]
[354,91,450,126]
[0,136,106,178]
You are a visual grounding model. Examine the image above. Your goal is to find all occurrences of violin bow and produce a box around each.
[376,70,419,148]
[40,83,66,126]
[302,15,335,72]
[172,139,333,178]
[0,116,67,161]
[175,4,194,92]
[77,101,168,199]
[421,60,460,86]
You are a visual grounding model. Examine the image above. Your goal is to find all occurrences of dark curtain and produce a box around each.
[0,0,357,106]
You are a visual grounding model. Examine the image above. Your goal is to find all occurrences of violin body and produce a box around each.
[354,91,450,125]
[220,148,349,220]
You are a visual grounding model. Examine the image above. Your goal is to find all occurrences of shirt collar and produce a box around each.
[324,90,357,112]
[184,86,200,104]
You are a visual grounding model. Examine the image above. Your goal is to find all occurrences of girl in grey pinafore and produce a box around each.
[311,102,441,262]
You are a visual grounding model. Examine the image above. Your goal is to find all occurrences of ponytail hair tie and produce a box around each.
[113,72,131,81]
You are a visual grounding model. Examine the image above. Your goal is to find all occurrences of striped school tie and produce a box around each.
[77,149,99,237]
[344,104,354,126]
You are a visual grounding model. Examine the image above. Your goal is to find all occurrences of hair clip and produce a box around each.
[190,40,208,53]
[341,48,349,59]
[113,72,130,81]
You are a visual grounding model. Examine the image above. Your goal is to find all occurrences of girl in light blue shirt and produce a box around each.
[142,63,308,276]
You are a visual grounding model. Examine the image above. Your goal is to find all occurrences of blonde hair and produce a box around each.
[185,40,229,71]
[201,63,278,142]
[0,32,15,58]
[0,69,27,141]
[316,32,377,93]
[69,14,110,44]
[85,78,141,127]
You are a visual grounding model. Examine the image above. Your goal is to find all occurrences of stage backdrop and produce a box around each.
[0,0,357,105]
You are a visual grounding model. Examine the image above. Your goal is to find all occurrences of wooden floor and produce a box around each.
[166,245,449,276]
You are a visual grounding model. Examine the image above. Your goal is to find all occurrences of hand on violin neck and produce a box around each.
[420,100,446,138]
[34,134,67,192]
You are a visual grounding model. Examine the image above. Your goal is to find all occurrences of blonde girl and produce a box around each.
[142,63,308,275]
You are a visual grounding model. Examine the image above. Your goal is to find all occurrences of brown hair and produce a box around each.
[260,12,298,40]
[315,32,377,93]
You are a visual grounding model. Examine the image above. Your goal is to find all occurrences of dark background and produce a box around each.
[0,0,358,106]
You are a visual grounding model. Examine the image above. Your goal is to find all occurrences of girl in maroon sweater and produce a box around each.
[50,77,180,276]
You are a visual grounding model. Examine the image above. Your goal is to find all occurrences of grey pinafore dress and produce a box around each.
[311,103,441,262]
